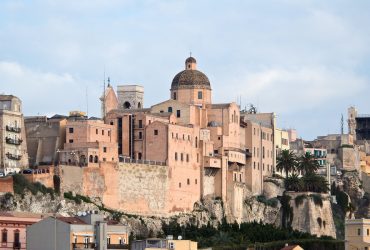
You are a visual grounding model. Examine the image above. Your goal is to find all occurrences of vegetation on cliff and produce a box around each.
[162,219,343,250]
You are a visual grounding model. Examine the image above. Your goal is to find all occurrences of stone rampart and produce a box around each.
[0,176,13,194]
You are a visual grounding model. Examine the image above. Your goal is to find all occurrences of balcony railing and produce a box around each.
[108,244,129,249]
[13,242,21,249]
[6,125,21,133]
[72,243,96,249]
[119,156,166,166]
[5,137,23,145]
[6,152,22,161]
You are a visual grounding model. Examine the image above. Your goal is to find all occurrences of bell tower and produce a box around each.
[117,85,144,110]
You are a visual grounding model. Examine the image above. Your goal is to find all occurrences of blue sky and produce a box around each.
[0,0,369,140]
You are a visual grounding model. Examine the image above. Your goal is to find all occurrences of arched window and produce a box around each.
[123,102,131,109]
[94,156,98,163]
[89,155,93,163]
[2,229,7,243]
[138,102,142,109]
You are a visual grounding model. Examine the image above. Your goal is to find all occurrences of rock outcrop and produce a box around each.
[287,192,336,238]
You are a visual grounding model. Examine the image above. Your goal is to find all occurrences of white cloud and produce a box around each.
[218,67,367,114]
[0,61,99,116]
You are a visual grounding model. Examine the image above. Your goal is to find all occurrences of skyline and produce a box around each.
[1,0,370,140]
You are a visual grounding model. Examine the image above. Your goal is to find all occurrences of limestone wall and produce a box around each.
[24,168,55,188]
[288,192,336,238]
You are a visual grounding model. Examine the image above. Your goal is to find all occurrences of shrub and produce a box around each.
[310,194,323,207]
[294,194,307,207]
[53,175,61,194]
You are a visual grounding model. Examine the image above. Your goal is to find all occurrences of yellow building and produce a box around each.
[345,218,370,250]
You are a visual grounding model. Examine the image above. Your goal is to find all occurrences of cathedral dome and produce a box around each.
[171,57,211,90]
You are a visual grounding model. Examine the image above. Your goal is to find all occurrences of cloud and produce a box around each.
[217,67,367,114]
[0,61,99,116]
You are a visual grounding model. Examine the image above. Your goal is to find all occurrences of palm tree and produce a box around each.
[284,173,302,192]
[276,150,297,178]
[301,173,329,193]
[297,152,320,175]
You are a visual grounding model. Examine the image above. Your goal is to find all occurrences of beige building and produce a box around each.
[0,95,28,175]
[131,238,197,250]
[101,57,275,218]
[345,218,370,250]
[59,115,117,166]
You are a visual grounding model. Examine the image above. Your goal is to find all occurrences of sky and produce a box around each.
[0,0,369,140]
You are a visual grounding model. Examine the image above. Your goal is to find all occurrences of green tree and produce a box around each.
[297,152,320,175]
[301,173,329,193]
[276,150,297,178]
[284,174,302,192]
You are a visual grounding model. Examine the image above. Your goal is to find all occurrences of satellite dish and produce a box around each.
[82,212,87,216]
[77,212,82,216]
[178,236,182,240]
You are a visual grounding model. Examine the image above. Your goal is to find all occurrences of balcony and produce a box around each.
[6,125,21,133]
[108,244,129,249]
[13,242,21,249]
[72,243,96,250]
[204,156,221,168]
[6,152,22,161]
[5,137,23,145]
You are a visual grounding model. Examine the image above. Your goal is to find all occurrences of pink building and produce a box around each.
[0,212,44,250]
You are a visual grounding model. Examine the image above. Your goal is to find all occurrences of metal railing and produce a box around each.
[6,152,22,160]
[6,125,21,133]
[72,243,96,249]
[119,156,166,166]
[5,137,23,145]
[108,244,129,249]
[13,242,21,249]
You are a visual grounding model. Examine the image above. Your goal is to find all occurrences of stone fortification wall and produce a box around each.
[60,162,170,216]
[288,192,336,238]
[24,167,55,188]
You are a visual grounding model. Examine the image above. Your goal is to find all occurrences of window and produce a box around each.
[263,164,265,171]
[183,134,185,140]
[102,130,105,135]
[103,158,106,162]
[179,182,181,188]
[94,156,98,163]
[138,153,142,160]
[254,128,256,135]
[172,133,174,138]
[96,129,98,134]
[186,154,189,162]
[188,135,190,141]
[367,228,369,236]
[181,153,183,161]
[195,137,198,148]
[174,92,177,100]
[69,139,74,143]
[69,127,74,133]
[218,136,221,140]
[175,152,178,161]
[1,229,7,243]
[253,147,256,157]
[176,110,181,118]
[258,163,260,170]
[187,178,190,185]
[89,155,93,163]
[234,173,237,181]
[168,107,173,113]
[197,153,199,163]
[103,147,107,153]
[254,162,256,169]
[195,179,198,184]
[108,131,111,136]
[263,147,265,159]
[110,121,114,125]
[138,120,143,128]
[358,228,361,235]
[154,130,158,135]
[139,132,142,139]
[198,91,203,99]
